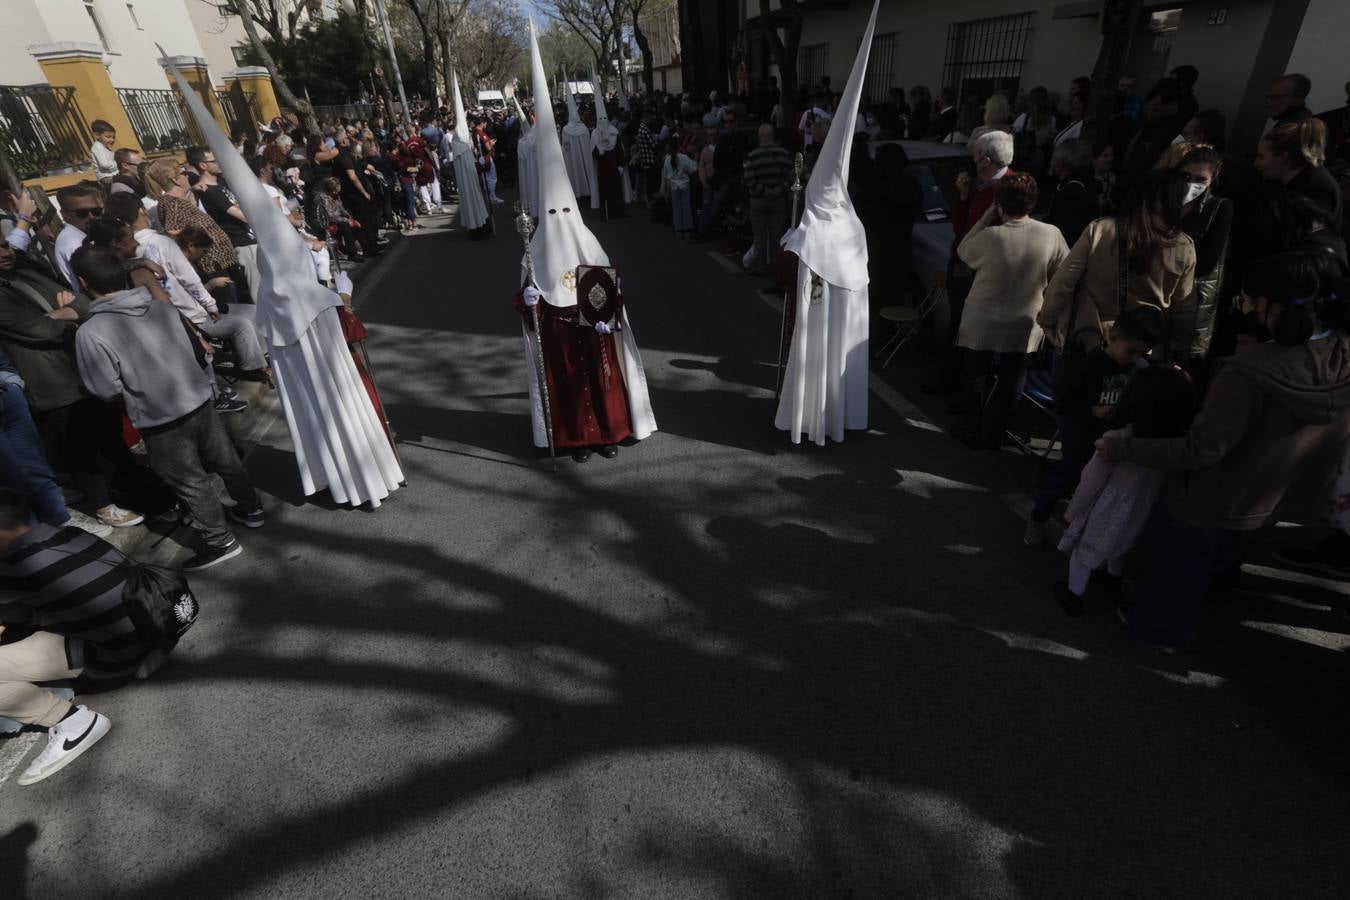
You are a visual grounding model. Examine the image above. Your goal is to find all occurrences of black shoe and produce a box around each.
[182,538,242,572]
[228,507,265,529]
[214,397,249,415]
[571,450,592,463]
[598,445,619,459]
[1053,582,1085,616]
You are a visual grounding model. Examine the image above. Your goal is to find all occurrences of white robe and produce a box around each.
[774,265,869,445]
[451,137,489,230]
[560,124,597,200]
[519,306,656,449]
[271,307,404,507]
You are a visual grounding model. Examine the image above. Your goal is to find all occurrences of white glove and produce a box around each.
[523,286,543,307]
[594,321,613,335]
[334,272,353,297]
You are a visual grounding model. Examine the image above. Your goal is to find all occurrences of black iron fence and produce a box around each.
[215,88,261,136]
[0,84,92,179]
[117,87,203,153]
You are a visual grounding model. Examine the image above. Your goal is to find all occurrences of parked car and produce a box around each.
[867,139,972,334]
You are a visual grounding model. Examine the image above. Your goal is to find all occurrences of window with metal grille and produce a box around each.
[942,12,1035,108]
[864,33,898,104]
[799,44,830,94]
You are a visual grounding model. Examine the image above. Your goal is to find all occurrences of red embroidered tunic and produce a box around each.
[514,290,633,448]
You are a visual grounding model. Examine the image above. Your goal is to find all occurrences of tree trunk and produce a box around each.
[1088,0,1144,143]
[631,10,654,94]
[237,3,321,134]
[759,1,801,131]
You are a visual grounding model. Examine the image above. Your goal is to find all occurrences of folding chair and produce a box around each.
[1005,346,1061,460]
[875,271,945,368]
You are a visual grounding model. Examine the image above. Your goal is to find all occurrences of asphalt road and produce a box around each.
[2,195,1348,899]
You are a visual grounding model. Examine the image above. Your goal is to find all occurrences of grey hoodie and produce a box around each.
[74,285,212,428]
[1122,332,1350,530]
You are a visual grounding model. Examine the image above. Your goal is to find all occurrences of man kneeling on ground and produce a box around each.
[0,488,133,785]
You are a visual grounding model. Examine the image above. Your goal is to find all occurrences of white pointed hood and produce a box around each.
[592,66,617,152]
[161,48,337,347]
[563,79,582,129]
[511,92,531,137]
[524,20,607,305]
[781,0,877,292]
[451,70,472,144]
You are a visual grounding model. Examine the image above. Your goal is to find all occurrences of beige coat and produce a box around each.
[956,216,1070,354]
[1037,217,1196,354]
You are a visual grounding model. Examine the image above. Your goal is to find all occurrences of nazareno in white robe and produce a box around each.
[774,265,869,445]
[271,305,404,507]
[452,136,490,230]
[163,51,403,509]
[560,123,597,201]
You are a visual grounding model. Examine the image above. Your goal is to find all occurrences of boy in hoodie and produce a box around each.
[1099,254,1350,647]
[69,246,264,572]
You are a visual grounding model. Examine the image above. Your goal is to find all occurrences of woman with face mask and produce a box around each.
[1167,143,1234,370]
[1096,254,1350,648]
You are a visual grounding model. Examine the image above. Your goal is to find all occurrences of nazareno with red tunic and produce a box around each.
[514,289,633,448]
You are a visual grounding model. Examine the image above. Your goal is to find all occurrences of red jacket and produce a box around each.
[950,170,1009,259]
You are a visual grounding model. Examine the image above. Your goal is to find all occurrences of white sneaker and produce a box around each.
[96,504,144,528]
[16,705,111,785]
[65,509,112,538]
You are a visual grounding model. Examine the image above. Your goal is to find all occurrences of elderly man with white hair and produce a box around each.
[923,129,1016,399]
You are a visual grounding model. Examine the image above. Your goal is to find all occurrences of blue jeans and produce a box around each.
[0,385,67,525]
[697,178,738,236]
[671,186,693,232]
[1130,505,1259,647]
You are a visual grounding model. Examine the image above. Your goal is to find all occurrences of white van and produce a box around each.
[477,90,505,109]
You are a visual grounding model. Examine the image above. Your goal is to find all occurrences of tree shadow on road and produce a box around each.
[76,423,1350,898]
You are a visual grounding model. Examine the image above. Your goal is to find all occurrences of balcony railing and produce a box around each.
[117,87,204,153]
[0,84,92,179]
[215,88,262,136]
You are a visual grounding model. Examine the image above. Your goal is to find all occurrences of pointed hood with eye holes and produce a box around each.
[161,47,337,347]
[525,19,608,305]
[780,0,878,292]
[591,66,617,152]
[563,78,582,130]
[451,69,472,144]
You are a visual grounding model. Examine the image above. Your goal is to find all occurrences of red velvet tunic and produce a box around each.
[593,146,627,219]
[514,291,633,449]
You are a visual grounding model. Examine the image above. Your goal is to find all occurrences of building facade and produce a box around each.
[0,0,294,188]
[717,0,1347,152]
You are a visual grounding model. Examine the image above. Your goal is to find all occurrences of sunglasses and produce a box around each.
[64,206,103,219]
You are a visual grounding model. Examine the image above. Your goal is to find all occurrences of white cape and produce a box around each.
[518,307,656,449]
[773,265,869,445]
[272,307,404,506]
[452,137,489,230]
[560,123,597,200]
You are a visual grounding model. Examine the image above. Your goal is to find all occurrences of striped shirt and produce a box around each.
[0,524,148,678]
[742,144,792,199]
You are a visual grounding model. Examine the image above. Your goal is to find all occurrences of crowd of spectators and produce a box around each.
[589,66,1349,650]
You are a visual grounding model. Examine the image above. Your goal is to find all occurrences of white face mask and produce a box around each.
[1183,181,1207,204]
